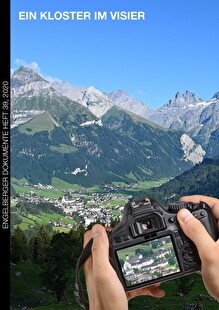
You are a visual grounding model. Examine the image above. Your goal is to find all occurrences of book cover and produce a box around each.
[7,0,219,309]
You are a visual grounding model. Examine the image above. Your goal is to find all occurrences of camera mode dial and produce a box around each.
[168,201,193,212]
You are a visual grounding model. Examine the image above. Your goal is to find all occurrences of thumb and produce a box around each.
[177,209,215,257]
[91,224,110,267]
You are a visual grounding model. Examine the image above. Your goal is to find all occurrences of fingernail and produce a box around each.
[92,225,102,238]
[179,209,193,223]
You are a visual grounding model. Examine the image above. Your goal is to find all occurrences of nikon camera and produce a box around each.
[108,197,218,291]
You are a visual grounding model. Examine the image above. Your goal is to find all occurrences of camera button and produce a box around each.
[188,257,194,262]
[115,236,123,243]
[176,238,184,248]
[184,264,191,271]
[182,252,188,261]
[168,217,175,223]
[123,234,131,241]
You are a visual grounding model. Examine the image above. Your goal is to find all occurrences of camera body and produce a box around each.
[109,197,218,291]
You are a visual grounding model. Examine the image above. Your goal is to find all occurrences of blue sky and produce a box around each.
[11,0,219,108]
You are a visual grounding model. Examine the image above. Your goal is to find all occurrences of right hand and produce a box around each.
[177,195,219,302]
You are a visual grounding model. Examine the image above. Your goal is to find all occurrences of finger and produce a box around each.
[177,208,216,257]
[83,230,93,274]
[145,285,165,298]
[126,284,165,300]
[83,229,92,247]
[179,195,219,230]
[91,224,110,268]
[179,195,219,206]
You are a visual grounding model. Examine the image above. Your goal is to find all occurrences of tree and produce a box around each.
[32,225,51,264]
[11,226,29,263]
[39,232,76,302]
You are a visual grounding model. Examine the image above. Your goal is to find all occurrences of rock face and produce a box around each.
[107,90,150,118]
[147,91,219,157]
[180,134,206,164]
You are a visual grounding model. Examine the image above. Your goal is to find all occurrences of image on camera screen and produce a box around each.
[116,235,181,287]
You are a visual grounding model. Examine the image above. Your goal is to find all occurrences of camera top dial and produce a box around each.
[168,201,195,212]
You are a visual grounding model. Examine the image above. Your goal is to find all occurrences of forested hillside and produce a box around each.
[134,158,219,206]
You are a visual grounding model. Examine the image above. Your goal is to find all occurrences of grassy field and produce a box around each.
[10,260,218,310]
[18,112,56,135]
[12,177,169,199]
[13,209,77,231]
[10,260,82,310]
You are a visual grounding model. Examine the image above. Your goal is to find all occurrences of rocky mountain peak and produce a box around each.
[82,86,104,99]
[212,91,219,100]
[11,66,52,100]
[12,66,47,86]
[81,86,113,118]
[108,90,132,101]
[107,90,149,117]
[164,91,203,108]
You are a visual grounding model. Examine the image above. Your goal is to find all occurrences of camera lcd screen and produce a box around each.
[116,235,181,288]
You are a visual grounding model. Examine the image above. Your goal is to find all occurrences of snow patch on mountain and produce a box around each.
[80,119,103,127]
[180,134,205,164]
[70,165,89,176]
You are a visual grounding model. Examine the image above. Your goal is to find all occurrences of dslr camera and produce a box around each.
[75,196,218,309]
[108,196,218,291]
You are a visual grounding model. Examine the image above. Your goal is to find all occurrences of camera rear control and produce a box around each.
[115,236,123,243]
[174,231,184,247]
[168,217,175,223]
[115,234,131,243]
[193,210,207,220]
[183,264,191,271]
[123,234,131,241]
[181,244,197,263]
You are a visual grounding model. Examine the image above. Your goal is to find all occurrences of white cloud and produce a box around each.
[12,59,61,83]
[15,59,41,73]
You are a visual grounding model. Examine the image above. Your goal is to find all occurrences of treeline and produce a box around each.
[11,224,86,302]
[11,218,118,304]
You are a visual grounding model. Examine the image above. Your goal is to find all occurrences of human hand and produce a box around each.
[177,195,219,302]
[83,224,165,310]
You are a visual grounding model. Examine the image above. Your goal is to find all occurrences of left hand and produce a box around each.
[83,224,165,310]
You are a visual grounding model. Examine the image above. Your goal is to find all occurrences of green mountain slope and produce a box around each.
[134,158,219,205]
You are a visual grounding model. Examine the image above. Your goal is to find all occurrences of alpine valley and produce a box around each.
[11,66,218,188]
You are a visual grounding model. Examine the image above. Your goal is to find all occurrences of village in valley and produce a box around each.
[12,181,132,229]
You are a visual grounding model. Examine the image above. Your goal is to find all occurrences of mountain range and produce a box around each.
[51,80,219,159]
[11,66,218,187]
